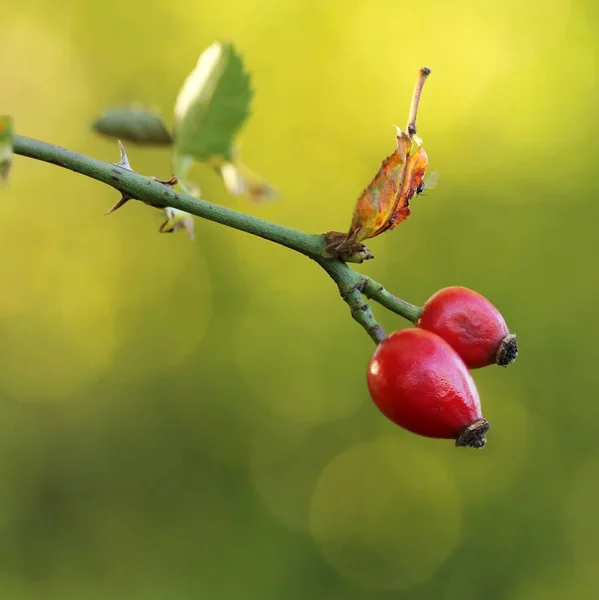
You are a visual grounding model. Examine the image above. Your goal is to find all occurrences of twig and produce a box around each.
[12,135,420,343]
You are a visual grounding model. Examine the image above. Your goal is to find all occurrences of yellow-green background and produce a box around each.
[1,0,598,597]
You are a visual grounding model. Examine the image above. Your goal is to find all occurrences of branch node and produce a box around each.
[340,277,369,301]
[350,304,369,317]
[323,232,375,263]
[362,281,384,299]
[355,278,369,294]
[152,174,179,187]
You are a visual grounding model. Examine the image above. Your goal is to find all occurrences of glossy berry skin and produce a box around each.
[367,328,489,448]
[417,286,517,369]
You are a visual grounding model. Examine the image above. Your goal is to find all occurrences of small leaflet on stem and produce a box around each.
[324,68,432,262]
[155,176,196,240]
[92,105,173,146]
[159,206,195,239]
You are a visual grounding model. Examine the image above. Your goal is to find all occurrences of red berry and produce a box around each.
[417,286,517,369]
[367,328,489,448]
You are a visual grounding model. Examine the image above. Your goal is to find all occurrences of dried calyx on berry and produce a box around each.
[367,328,489,449]
[455,418,490,449]
[496,333,518,367]
[417,286,518,369]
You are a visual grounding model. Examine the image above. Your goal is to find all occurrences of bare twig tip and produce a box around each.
[406,67,432,137]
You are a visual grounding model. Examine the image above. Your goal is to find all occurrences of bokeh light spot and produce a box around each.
[0,255,116,403]
[310,436,462,590]
[0,17,91,143]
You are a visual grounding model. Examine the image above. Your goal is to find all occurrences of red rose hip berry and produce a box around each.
[417,286,517,369]
[367,328,489,448]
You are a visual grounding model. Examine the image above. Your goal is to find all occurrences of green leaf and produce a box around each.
[92,105,173,146]
[173,41,253,163]
[0,116,14,182]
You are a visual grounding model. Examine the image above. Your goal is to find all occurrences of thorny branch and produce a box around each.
[12,135,422,343]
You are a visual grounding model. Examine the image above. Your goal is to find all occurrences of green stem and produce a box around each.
[363,280,422,324]
[12,135,420,343]
[346,290,387,344]
[316,258,386,344]
[13,136,324,257]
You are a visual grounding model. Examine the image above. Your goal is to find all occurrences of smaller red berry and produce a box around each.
[367,328,489,448]
[417,286,517,369]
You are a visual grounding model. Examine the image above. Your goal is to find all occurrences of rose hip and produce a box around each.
[418,286,517,369]
[367,328,489,448]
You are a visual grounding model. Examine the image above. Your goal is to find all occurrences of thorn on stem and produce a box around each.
[105,141,136,213]
[105,193,132,215]
[115,140,133,171]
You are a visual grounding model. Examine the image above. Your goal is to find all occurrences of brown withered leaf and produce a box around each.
[325,68,431,261]
[352,131,427,241]
[323,231,374,263]
[325,131,428,259]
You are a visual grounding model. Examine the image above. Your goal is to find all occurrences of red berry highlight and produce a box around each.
[367,328,489,448]
[417,286,517,369]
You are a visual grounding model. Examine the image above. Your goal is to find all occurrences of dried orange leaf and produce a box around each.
[348,130,428,243]
[370,135,428,237]
[325,68,432,261]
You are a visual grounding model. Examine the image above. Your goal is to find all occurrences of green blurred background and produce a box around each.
[1,0,598,598]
